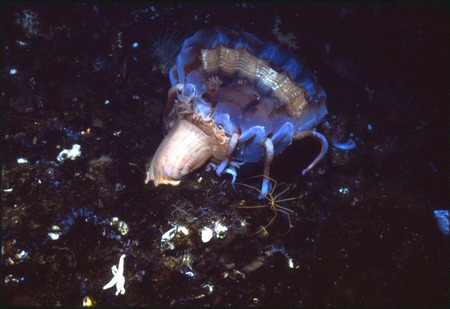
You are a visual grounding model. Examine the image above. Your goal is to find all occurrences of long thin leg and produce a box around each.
[293,130,329,175]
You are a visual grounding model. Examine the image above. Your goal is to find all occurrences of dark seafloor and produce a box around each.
[1,3,449,307]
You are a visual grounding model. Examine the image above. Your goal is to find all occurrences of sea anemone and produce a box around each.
[149,29,183,74]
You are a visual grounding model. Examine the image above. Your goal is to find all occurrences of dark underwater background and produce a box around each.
[2,3,448,307]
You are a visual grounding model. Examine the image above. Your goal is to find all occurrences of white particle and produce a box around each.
[339,187,349,195]
[214,221,228,239]
[161,226,177,243]
[16,250,28,260]
[48,232,60,240]
[203,283,214,293]
[185,271,195,277]
[17,158,28,164]
[178,226,189,236]
[57,144,81,162]
[201,227,214,243]
[288,258,295,268]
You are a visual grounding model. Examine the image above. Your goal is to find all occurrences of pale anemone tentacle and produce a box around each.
[260,138,275,198]
[216,132,240,176]
[293,130,329,175]
[223,160,245,188]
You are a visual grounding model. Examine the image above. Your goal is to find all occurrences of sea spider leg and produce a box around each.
[265,179,297,235]
[237,176,297,235]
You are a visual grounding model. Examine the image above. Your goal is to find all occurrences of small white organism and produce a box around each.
[103,254,126,296]
[57,144,81,162]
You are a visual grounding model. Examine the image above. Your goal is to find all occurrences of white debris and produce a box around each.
[111,217,129,236]
[48,225,61,241]
[203,283,214,293]
[48,232,60,241]
[288,258,295,268]
[82,296,95,306]
[17,158,28,164]
[201,221,229,243]
[161,225,190,250]
[201,227,214,243]
[161,226,177,243]
[214,221,228,239]
[339,187,349,195]
[287,257,300,269]
[103,254,126,296]
[57,144,81,162]
[15,250,28,260]
[177,226,189,236]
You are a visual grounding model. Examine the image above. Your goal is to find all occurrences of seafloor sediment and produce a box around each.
[2,4,448,307]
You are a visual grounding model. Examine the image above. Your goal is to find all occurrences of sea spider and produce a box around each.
[236,176,298,236]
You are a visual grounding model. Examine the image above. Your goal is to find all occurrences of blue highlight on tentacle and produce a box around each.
[281,56,303,80]
[238,30,264,50]
[258,43,287,67]
[181,29,210,50]
[212,27,235,48]
[232,39,250,50]
[224,166,237,188]
[332,138,357,150]
[295,68,325,102]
